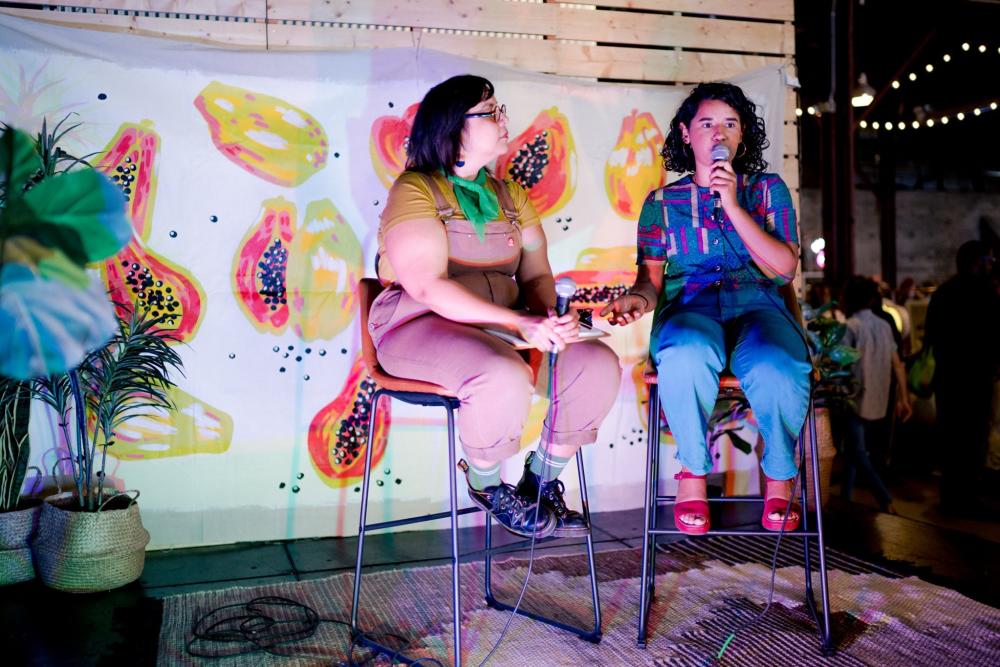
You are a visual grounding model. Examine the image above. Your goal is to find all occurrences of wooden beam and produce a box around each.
[267,23,788,82]
[268,1,793,55]
[0,7,267,47]
[556,1,794,22]
[10,0,265,17]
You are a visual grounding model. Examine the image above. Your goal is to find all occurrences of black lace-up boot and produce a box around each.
[514,452,589,537]
[458,460,555,539]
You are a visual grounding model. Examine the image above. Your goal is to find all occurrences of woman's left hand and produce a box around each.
[709,159,738,210]
[547,307,581,342]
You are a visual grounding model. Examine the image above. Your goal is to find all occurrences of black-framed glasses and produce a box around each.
[464,104,506,123]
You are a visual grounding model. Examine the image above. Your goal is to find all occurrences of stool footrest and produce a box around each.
[364,506,480,532]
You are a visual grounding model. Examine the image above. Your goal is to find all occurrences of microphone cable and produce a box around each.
[477,326,563,666]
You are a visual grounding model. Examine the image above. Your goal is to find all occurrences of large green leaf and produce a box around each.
[0,261,116,380]
[0,127,40,201]
[1,169,131,265]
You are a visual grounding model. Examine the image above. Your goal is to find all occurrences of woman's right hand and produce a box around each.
[599,293,648,326]
[515,314,567,352]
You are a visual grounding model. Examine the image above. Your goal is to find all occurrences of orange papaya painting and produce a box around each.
[308,354,390,489]
[97,121,206,343]
[495,108,576,217]
[605,110,666,220]
[370,102,418,189]
[194,81,328,187]
[233,197,363,340]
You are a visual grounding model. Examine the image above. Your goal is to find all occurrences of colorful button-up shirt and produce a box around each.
[636,172,798,310]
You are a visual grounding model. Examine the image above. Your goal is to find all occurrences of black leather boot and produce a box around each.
[515,451,590,537]
[458,460,555,539]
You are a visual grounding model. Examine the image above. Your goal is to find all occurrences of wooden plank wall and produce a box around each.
[0,0,799,196]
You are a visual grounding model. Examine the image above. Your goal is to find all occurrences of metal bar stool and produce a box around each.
[351,278,602,666]
[636,368,835,655]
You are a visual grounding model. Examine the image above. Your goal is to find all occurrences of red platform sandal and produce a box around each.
[762,476,801,532]
[673,470,710,535]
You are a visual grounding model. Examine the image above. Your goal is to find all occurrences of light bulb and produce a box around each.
[908,73,917,81]
[925,64,934,72]
[891,80,900,89]
[943,54,951,62]
[807,106,816,115]
[974,108,982,116]
[962,42,970,51]
[941,116,949,124]
[926,119,935,127]
[912,120,920,128]
[957,112,965,120]
[872,121,881,129]
[991,102,998,110]
[978,44,986,53]
[897,121,906,130]
[795,107,803,116]
[859,120,868,128]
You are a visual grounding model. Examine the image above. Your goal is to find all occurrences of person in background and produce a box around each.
[602,81,810,534]
[369,75,621,539]
[840,276,912,514]
[924,240,1000,515]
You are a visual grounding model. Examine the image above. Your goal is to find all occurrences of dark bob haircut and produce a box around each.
[661,82,769,175]
[405,74,495,174]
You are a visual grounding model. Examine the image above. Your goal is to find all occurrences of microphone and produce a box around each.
[551,277,577,363]
[554,277,576,317]
[710,143,730,224]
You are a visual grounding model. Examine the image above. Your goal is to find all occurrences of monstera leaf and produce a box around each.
[0,125,132,380]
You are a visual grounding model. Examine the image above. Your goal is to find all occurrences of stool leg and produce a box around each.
[806,400,835,656]
[445,404,463,667]
[576,449,602,638]
[637,388,659,648]
[350,389,383,633]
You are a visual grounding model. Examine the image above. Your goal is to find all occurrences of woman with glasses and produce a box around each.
[602,82,811,535]
[369,75,620,539]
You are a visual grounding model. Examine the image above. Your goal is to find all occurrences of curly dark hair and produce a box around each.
[406,74,494,174]
[661,82,769,175]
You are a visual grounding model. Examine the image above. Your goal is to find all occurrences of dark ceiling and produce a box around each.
[795,0,1000,192]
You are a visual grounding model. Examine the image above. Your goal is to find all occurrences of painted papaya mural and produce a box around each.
[370,102,418,189]
[103,387,234,460]
[308,354,390,489]
[194,81,328,187]
[605,110,666,220]
[495,107,576,217]
[97,121,207,342]
[96,121,159,242]
[233,197,363,340]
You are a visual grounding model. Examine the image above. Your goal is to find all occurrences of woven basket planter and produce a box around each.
[33,489,150,593]
[0,501,42,585]
[803,407,836,512]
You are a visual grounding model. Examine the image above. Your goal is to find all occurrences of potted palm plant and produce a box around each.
[0,117,131,586]
[31,303,182,592]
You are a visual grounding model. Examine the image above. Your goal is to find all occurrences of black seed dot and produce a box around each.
[303,375,310,381]
[373,200,380,206]
[291,485,300,493]
[279,367,286,373]
[283,352,289,358]
[319,350,327,356]
[305,348,312,354]
[210,215,218,223]
[279,482,286,489]
[610,443,614,448]
[334,152,340,158]
[169,230,177,238]
[273,346,280,353]
[388,101,394,108]
[395,479,402,485]
[354,487,360,492]
[383,468,391,475]
[288,345,295,351]
[376,480,384,487]
[295,356,302,362]
[296,473,304,480]
[341,348,347,355]
[98,93,107,100]
[228,353,235,359]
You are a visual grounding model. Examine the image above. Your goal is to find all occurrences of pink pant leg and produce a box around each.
[375,314,533,463]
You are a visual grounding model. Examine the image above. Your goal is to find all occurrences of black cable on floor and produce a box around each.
[185,594,444,666]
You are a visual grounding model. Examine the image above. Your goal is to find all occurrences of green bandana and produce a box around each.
[446,167,499,242]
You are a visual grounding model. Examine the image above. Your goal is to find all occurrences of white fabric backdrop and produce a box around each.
[0,14,791,548]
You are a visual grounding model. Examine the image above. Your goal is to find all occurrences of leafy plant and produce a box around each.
[0,116,131,511]
[30,304,183,511]
[802,301,861,408]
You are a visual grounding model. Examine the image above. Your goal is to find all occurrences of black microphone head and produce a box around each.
[711,143,731,162]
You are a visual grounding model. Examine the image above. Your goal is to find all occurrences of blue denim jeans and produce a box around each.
[650,286,811,480]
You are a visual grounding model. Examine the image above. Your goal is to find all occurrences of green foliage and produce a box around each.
[803,301,860,408]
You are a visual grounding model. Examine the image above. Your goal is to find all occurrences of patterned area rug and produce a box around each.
[158,537,1000,666]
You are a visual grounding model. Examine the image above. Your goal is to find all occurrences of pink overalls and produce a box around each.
[369,174,621,463]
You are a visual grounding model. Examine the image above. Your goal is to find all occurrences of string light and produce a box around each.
[908,72,918,81]
[974,108,982,116]
[941,116,949,124]
[992,102,998,110]
[925,64,934,72]
[859,120,867,128]
[911,120,920,128]
[872,121,880,129]
[926,118,935,127]
[962,42,970,51]
[942,54,951,62]
[883,122,890,131]
[891,80,900,89]
[795,107,803,116]
[978,44,987,53]
[897,121,906,130]
[806,106,816,115]
[957,112,965,120]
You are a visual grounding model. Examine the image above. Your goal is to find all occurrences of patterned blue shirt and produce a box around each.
[636,172,798,309]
